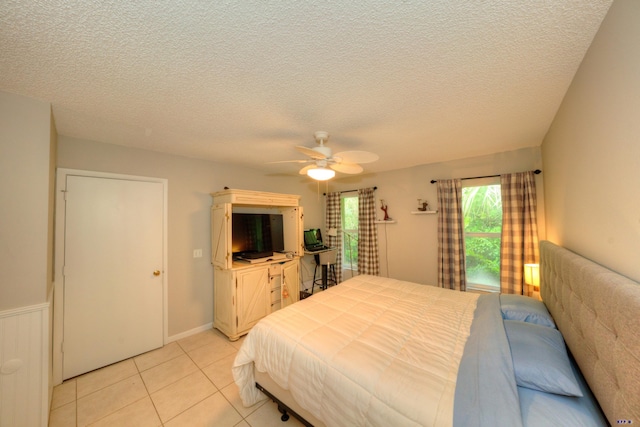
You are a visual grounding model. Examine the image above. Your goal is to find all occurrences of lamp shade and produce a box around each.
[327,228,338,237]
[307,167,335,181]
[524,263,540,288]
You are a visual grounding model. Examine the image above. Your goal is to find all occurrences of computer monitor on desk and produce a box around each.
[304,228,330,252]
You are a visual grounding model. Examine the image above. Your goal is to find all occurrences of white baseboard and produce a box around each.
[166,322,214,343]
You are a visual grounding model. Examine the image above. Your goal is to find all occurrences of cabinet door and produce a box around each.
[282,260,300,308]
[213,268,234,336]
[281,206,304,256]
[296,206,304,256]
[237,267,270,333]
[211,203,232,269]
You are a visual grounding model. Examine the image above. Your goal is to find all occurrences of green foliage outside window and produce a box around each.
[462,185,502,287]
[341,196,359,268]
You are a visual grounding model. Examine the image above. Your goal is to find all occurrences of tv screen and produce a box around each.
[232,213,284,259]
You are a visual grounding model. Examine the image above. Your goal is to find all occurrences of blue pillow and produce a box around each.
[504,320,582,397]
[518,349,607,427]
[500,294,556,328]
[518,387,607,427]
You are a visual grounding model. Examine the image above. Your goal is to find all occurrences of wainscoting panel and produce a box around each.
[0,302,49,427]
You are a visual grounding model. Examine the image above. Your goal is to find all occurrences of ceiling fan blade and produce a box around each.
[333,150,379,164]
[267,159,312,164]
[330,162,363,174]
[295,146,327,160]
[299,164,316,175]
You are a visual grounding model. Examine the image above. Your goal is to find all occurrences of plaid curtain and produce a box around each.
[437,179,466,291]
[325,191,342,283]
[500,171,539,295]
[357,188,379,275]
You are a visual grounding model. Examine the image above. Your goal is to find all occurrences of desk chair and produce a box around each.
[312,249,338,293]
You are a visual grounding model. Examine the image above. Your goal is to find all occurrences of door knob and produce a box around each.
[153,270,161,276]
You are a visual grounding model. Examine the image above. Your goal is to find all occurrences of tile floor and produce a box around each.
[48,328,305,427]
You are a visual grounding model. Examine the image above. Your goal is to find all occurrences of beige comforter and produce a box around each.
[232,275,479,426]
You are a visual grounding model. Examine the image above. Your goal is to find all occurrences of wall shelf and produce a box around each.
[374,220,397,224]
[410,210,438,215]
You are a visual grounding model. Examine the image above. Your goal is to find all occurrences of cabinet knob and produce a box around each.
[153,270,161,276]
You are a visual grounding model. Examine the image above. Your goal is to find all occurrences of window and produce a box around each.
[341,195,358,271]
[462,180,502,292]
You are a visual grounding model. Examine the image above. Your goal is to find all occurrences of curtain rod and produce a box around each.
[430,169,541,184]
[323,186,377,196]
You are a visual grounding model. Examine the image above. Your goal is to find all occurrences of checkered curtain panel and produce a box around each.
[437,179,466,291]
[325,191,343,283]
[500,171,540,295]
[357,188,380,276]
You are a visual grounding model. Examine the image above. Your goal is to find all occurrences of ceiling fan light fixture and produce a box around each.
[307,167,335,181]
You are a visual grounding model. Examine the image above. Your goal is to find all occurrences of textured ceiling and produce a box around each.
[0,1,612,175]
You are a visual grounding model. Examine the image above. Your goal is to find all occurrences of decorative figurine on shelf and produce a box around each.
[417,199,430,211]
[380,199,391,221]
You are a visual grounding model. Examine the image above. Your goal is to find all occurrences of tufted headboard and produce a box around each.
[540,241,640,426]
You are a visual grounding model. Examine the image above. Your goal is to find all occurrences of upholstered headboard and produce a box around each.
[540,241,640,426]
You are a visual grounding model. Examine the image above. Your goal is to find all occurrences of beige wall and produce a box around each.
[57,136,323,336]
[0,91,54,311]
[329,146,544,285]
[542,0,640,282]
[48,111,58,298]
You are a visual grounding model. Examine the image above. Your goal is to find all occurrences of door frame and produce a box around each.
[52,168,168,385]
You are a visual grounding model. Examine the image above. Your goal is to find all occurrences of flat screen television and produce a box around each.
[232,213,284,259]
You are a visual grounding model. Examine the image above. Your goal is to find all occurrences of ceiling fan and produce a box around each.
[275,131,379,180]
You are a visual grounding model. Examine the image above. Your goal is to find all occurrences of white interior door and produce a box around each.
[63,175,164,379]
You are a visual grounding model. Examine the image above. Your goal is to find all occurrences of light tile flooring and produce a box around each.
[48,329,305,427]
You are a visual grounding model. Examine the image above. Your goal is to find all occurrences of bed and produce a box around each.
[232,241,640,426]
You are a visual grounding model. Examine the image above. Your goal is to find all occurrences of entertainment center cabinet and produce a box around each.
[211,189,304,341]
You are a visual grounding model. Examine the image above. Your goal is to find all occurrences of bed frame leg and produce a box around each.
[277,404,290,421]
[256,382,314,426]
